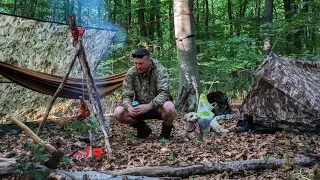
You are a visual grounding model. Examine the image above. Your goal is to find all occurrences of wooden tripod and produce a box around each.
[37,14,112,155]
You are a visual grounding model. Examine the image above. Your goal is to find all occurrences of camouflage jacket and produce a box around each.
[122,59,171,109]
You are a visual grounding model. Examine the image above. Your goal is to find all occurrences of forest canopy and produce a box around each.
[0,0,319,97]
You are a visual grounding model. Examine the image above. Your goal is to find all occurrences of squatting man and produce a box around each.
[113,48,177,139]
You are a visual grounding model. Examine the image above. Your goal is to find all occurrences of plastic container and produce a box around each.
[132,101,140,107]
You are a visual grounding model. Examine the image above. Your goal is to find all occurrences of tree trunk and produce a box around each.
[211,0,215,24]
[126,0,132,32]
[283,0,291,22]
[262,0,273,58]
[169,1,174,40]
[148,0,156,41]
[256,0,261,17]
[204,0,209,34]
[195,0,199,29]
[155,0,162,45]
[138,0,147,36]
[174,0,200,112]
[227,0,233,36]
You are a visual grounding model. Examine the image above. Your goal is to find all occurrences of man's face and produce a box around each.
[134,56,151,73]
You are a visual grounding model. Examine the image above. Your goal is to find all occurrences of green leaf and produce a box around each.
[159,138,169,143]
[127,132,135,140]
[61,156,72,164]
[197,135,205,142]
[211,144,219,152]
[284,140,290,146]
[168,151,178,159]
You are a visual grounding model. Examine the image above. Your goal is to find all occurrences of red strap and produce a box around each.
[71,27,86,46]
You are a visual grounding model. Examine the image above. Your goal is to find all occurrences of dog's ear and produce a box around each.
[183,114,189,120]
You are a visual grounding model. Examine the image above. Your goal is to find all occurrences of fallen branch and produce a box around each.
[52,170,164,180]
[0,157,313,178]
[109,157,313,178]
[0,162,165,180]
[0,157,16,167]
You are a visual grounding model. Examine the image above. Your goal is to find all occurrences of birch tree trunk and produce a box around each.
[174,0,200,112]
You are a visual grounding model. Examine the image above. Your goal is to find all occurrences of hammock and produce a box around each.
[0,62,125,99]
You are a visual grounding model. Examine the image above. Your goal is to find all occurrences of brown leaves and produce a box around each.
[0,111,319,179]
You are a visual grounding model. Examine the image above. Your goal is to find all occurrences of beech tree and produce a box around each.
[174,0,200,111]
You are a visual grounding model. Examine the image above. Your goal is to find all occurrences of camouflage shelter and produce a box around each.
[241,54,320,130]
[0,13,121,122]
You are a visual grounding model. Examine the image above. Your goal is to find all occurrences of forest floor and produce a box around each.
[0,103,319,179]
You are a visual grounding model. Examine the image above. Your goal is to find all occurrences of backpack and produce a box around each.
[206,90,233,115]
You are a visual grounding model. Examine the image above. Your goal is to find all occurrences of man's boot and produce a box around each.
[159,122,173,140]
[132,120,152,138]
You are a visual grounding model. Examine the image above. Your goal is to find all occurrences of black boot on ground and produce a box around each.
[159,123,173,140]
[132,120,152,138]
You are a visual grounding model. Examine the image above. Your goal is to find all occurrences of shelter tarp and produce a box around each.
[0,62,125,99]
[241,54,320,130]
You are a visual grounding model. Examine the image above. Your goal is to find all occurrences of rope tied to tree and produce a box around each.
[175,34,195,41]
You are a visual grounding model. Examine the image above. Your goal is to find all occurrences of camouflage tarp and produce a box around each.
[241,54,320,130]
[0,13,119,122]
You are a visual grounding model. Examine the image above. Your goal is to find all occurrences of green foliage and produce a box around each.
[263,154,270,162]
[1,0,320,109]
[168,151,178,159]
[197,35,261,98]
[68,116,99,136]
[127,132,135,141]
[15,142,51,180]
[61,155,72,165]
[196,134,205,143]
[159,138,169,143]
[15,163,51,180]
[119,127,126,140]
[211,144,219,152]
[284,140,290,147]
[119,127,135,141]
[22,142,49,163]
[0,144,4,153]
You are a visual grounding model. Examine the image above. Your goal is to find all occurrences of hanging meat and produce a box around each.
[77,96,90,121]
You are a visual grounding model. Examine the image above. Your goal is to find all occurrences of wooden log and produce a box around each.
[0,157,16,167]
[0,157,314,178]
[52,170,163,180]
[0,163,164,180]
[109,157,313,178]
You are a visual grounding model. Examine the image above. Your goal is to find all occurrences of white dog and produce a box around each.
[184,112,229,133]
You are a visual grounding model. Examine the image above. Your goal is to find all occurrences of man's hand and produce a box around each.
[128,103,152,117]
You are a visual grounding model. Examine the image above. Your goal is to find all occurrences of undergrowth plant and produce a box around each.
[15,142,51,180]
[67,116,100,137]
